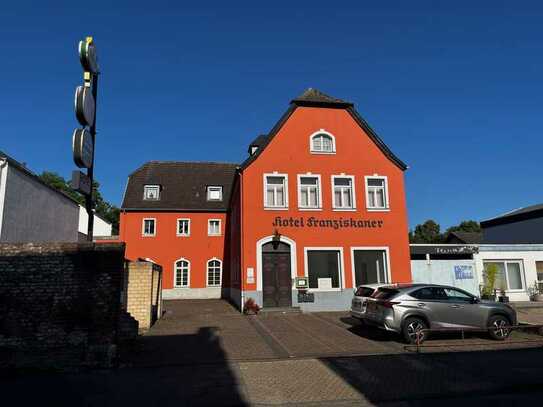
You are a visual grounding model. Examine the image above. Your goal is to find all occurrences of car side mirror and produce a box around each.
[470,297,479,304]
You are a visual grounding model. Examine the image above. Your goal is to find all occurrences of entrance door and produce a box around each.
[353,250,388,287]
[262,241,292,307]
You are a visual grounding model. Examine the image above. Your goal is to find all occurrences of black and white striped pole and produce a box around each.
[71,36,99,241]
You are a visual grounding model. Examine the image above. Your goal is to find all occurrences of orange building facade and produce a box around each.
[119,89,412,311]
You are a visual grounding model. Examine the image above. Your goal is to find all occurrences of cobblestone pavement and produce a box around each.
[6,348,543,406]
[125,300,543,367]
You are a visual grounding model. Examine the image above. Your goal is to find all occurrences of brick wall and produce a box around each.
[0,242,129,370]
[125,261,163,330]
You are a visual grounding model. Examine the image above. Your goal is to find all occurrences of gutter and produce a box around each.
[0,158,8,239]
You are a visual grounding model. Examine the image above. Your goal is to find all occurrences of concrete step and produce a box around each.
[259,306,301,314]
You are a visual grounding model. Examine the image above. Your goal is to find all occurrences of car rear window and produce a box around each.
[355,287,375,297]
[372,288,399,300]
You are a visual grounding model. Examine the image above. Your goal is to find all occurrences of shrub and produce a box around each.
[243,298,260,315]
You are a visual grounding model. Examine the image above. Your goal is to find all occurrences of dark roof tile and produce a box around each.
[122,161,238,211]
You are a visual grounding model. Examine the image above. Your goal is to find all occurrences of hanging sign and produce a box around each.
[74,85,95,127]
[78,38,99,73]
[71,170,92,196]
[72,128,94,169]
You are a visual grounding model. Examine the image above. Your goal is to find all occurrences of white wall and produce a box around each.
[474,245,543,302]
[0,164,79,242]
[411,259,480,296]
[78,205,112,237]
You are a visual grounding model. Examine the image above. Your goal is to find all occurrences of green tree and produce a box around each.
[444,220,481,236]
[39,171,119,234]
[409,219,442,243]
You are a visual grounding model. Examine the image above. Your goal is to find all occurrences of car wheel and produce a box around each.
[488,315,511,341]
[402,317,428,344]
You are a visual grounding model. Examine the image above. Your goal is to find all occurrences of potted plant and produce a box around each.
[529,281,543,302]
[498,283,509,303]
[481,263,498,301]
[243,298,260,315]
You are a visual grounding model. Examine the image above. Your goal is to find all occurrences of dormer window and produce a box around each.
[310,130,336,154]
[143,185,160,200]
[207,186,223,201]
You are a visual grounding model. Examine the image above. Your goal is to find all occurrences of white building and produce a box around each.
[78,205,112,238]
[0,150,112,243]
[0,150,80,242]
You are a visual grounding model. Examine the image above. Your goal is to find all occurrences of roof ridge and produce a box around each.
[145,160,239,165]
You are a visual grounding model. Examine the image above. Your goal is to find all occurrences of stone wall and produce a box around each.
[125,261,163,330]
[0,242,129,370]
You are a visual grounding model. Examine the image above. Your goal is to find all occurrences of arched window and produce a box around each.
[310,130,336,153]
[174,258,190,288]
[207,258,222,287]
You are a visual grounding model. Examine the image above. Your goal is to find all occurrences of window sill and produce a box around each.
[298,207,322,211]
[142,234,156,237]
[208,234,222,237]
[264,207,289,211]
[332,208,356,212]
[207,285,221,288]
[173,286,190,289]
[310,151,336,155]
[366,208,390,212]
[176,234,190,237]
[307,288,342,292]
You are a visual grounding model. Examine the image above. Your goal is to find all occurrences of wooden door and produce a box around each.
[262,243,292,307]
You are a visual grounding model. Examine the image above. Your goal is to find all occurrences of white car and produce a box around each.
[350,283,393,321]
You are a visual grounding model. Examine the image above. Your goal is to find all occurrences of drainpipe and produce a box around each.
[239,170,245,312]
[0,158,8,239]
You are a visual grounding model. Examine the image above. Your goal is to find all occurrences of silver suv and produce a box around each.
[363,284,517,343]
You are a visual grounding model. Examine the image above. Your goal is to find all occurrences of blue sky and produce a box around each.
[1,1,542,230]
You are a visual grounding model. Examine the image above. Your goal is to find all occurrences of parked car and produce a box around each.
[363,284,517,344]
[350,283,392,321]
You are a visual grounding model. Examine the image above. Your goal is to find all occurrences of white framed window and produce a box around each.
[207,258,222,287]
[537,262,543,292]
[207,186,223,201]
[332,175,355,210]
[143,185,160,200]
[297,174,321,209]
[174,258,190,288]
[208,219,221,236]
[483,260,526,292]
[304,248,344,291]
[310,129,336,154]
[263,173,288,209]
[365,176,389,210]
[177,218,190,236]
[142,218,156,236]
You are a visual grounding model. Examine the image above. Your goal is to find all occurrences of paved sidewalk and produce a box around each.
[6,348,543,406]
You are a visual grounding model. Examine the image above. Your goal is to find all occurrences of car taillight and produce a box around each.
[378,300,400,309]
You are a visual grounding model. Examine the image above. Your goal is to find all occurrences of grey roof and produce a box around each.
[121,161,238,211]
[241,88,407,171]
[481,203,543,227]
[0,149,80,206]
[445,231,483,244]
[291,88,353,108]
[248,134,269,154]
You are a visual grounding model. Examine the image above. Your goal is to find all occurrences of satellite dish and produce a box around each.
[78,38,99,73]
[74,85,95,127]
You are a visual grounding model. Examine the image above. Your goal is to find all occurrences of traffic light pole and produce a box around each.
[85,72,98,242]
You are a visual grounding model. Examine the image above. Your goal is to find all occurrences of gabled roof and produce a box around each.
[481,203,543,228]
[291,88,353,108]
[122,161,238,211]
[240,88,407,171]
[247,134,269,154]
[445,231,483,244]
[0,149,80,206]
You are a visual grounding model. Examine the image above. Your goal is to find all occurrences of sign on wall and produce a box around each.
[272,216,384,230]
[246,267,254,284]
[454,265,474,280]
